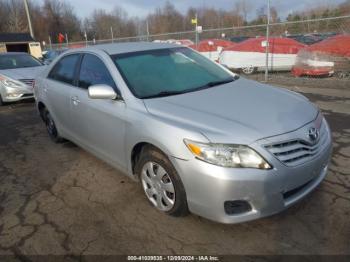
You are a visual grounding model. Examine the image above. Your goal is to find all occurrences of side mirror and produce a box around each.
[88,84,118,100]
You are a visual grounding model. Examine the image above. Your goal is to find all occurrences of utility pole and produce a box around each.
[65,33,69,47]
[264,0,270,82]
[23,0,34,39]
[111,27,114,43]
[84,31,88,47]
[195,13,199,47]
[146,20,150,42]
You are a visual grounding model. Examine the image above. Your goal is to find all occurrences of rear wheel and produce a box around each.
[43,109,64,143]
[135,146,189,217]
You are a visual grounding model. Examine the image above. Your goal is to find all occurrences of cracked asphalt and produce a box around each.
[0,80,349,257]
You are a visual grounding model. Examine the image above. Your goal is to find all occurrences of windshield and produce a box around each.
[0,54,43,70]
[111,47,236,99]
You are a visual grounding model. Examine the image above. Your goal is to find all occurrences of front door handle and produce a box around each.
[71,96,80,105]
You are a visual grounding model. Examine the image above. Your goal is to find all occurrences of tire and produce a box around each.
[336,71,349,79]
[0,95,3,106]
[43,109,64,143]
[135,146,189,217]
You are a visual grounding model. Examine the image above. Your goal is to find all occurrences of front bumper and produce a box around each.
[171,121,332,224]
[292,66,334,77]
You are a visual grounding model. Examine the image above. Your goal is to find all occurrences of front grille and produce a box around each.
[21,93,33,98]
[283,179,312,199]
[265,122,328,166]
[19,79,35,87]
[224,200,252,215]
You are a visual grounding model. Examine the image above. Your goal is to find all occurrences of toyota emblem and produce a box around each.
[308,127,320,143]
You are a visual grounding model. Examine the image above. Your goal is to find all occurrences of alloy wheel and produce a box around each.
[242,65,255,74]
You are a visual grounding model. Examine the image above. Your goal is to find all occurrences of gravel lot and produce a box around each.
[0,77,349,258]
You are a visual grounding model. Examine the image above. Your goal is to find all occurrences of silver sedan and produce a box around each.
[0,52,45,105]
[34,43,332,224]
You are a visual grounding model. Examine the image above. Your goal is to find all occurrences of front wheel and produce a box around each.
[136,146,189,217]
[44,109,64,143]
[336,71,349,79]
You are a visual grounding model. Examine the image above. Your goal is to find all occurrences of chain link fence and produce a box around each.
[49,15,350,85]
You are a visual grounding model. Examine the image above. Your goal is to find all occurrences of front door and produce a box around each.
[69,53,128,169]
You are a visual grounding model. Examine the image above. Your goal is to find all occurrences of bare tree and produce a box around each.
[5,0,27,32]
[0,1,10,32]
[147,1,183,36]
[251,5,279,24]
[41,0,81,43]
[235,0,251,24]
[270,7,280,23]
[84,6,137,40]
[0,0,348,44]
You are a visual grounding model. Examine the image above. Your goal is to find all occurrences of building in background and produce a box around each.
[0,33,42,58]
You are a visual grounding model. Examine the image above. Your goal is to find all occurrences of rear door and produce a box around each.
[45,53,80,136]
[69,53,127,169]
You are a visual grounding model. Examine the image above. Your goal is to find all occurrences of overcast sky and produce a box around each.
[35,0,345,20]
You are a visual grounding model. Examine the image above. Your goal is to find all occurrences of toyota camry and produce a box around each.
[34,42,332,223]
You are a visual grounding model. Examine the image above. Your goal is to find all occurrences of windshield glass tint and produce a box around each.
[111,47,233,98]
[0,54,42,70]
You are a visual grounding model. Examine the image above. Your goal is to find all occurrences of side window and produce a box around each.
[78,54,116,89]
[48,54,79,85]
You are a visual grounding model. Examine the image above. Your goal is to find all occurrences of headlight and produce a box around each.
[0,75,23,89]
[184,139,272,169]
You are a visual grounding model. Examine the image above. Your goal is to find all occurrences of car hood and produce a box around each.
[143,78,318,144]
[0,66,46,80]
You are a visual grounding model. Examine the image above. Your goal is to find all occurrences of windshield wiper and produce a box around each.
[21,65,40,68]
[206,77,236,87]
[142,76,239,99]
[189,76,239,92]
[142,90,186,99]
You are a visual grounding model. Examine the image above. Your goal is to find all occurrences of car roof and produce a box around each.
[72,42,181,55]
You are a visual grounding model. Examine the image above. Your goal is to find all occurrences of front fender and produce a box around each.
[125,111,209,176]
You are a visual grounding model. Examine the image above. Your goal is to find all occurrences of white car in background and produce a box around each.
[292,35,350,78]
[219,37,305,74]
[0,52,45,105]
